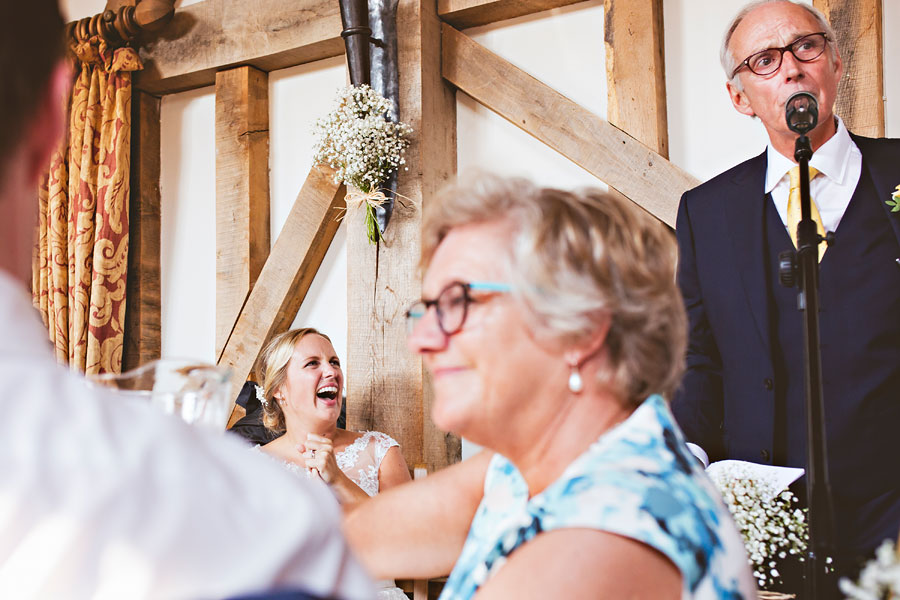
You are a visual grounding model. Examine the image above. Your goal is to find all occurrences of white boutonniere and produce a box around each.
[887,184,900,213]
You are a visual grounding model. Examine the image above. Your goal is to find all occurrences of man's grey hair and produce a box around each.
[720,0,839,91]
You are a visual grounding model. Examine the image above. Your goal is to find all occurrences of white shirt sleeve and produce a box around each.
[0,273,375,600]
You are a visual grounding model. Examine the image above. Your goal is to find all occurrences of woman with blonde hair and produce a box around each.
[255,328,412,599]
[344,175,757,599]
[255,328,411,507]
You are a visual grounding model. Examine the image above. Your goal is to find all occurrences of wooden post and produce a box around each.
[604,0,668,159]
[346,0,458,472]
[123,90,162,372]
[215,66,270,358]
[813,0,885,137]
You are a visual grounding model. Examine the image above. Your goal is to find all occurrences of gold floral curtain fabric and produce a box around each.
[32,39,143,375]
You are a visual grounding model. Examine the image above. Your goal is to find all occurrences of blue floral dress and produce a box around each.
[439,395,756,599]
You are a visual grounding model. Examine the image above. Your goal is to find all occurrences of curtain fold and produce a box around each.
[33,38,143,375]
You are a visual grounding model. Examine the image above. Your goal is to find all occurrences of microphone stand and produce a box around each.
[788,133,836,599]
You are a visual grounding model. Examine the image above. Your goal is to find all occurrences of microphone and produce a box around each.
[785,91,819,135]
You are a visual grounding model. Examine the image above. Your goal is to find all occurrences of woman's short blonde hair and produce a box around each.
[421,174,686,407]
[255,327,332,433]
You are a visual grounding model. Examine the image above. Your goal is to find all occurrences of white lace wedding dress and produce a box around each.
[255,431,409,599]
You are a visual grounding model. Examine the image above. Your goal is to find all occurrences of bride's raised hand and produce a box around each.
[301,433,342,484]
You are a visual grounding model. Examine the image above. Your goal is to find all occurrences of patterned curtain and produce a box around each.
[32,39,143,375]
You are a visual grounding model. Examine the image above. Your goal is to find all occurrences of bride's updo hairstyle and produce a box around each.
[421,173,686,407]
[255,327,332,433]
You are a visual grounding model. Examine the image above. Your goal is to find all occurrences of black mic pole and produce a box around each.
[782,91,836,599]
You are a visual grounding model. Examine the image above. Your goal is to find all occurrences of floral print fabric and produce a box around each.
[32,38,142,374]
[440,395,756,600]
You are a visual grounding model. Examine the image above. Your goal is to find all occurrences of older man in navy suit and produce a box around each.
[673,0,900,574]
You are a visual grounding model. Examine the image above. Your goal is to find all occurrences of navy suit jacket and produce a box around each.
[673,134,900,555]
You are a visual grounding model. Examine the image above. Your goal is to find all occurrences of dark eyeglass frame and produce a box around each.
[730,32,829,79]
[405,281,512,337]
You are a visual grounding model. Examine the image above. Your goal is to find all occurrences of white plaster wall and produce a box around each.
[270,59,350,368]
[159,88,216,363]
[885,1,900,136]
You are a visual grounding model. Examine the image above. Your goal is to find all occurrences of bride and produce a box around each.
[254,328,411,599]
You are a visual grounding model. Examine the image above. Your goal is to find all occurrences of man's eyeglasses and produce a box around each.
[731,32,829,79]
[405,281,512,336]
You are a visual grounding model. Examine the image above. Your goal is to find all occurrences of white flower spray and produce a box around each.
[839,539,900,600]
[708,462,808,590]
[313,84,413,243]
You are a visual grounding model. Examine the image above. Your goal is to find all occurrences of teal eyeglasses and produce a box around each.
[405,281,512,336]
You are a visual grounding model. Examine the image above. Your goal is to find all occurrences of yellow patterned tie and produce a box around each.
[787,165,826,262]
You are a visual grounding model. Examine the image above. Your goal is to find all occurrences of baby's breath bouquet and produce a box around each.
[707,462,808,590]
[313,84,412,243]
[840,539,900,600]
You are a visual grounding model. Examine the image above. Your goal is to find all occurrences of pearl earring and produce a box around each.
[568,364,583,393]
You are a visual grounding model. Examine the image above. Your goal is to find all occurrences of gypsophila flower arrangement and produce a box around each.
[313,84,413,243]
[707,462,808,590]
[840,539,900,600]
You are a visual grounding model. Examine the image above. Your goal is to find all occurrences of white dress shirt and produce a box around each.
[0,270,374,600]
[765,117,862,235]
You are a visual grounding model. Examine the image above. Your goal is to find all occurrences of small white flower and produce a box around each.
[255,384,267,407]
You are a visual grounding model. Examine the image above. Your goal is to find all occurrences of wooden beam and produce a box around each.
[215,66,270,358]
[218,165,344,409]
[438,0,589,29]
[347,0,459,472]
[134,0,344,95]
[813,0,884,137]
[123,91,161,372]
[442,24,696,227]
[605,0,668,159]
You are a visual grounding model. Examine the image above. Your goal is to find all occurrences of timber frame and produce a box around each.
[123,0,885,472]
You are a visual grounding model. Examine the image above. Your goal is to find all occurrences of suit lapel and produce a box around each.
[723,150,772,356]
[852,134,900,247]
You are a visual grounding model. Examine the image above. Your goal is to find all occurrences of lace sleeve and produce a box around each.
[336,431,400,497]
[370,431,400,471]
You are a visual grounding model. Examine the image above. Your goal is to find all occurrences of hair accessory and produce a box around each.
[255,383,268,407]
[568,364,583,394]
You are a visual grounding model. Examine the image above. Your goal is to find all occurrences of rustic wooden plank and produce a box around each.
[215,66,270,358]
[605,0,668,158]
[219,165,344,411]
[123,91,161,372]
[134,0,345,95]
[813,0,884,137]
[347,0,459,472]
[442,24,696,227]
[438,0,589,29]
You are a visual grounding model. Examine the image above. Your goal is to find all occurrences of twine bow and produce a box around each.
[335,187,414,244]
[344,187,390,211]
[338,187,390,243]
